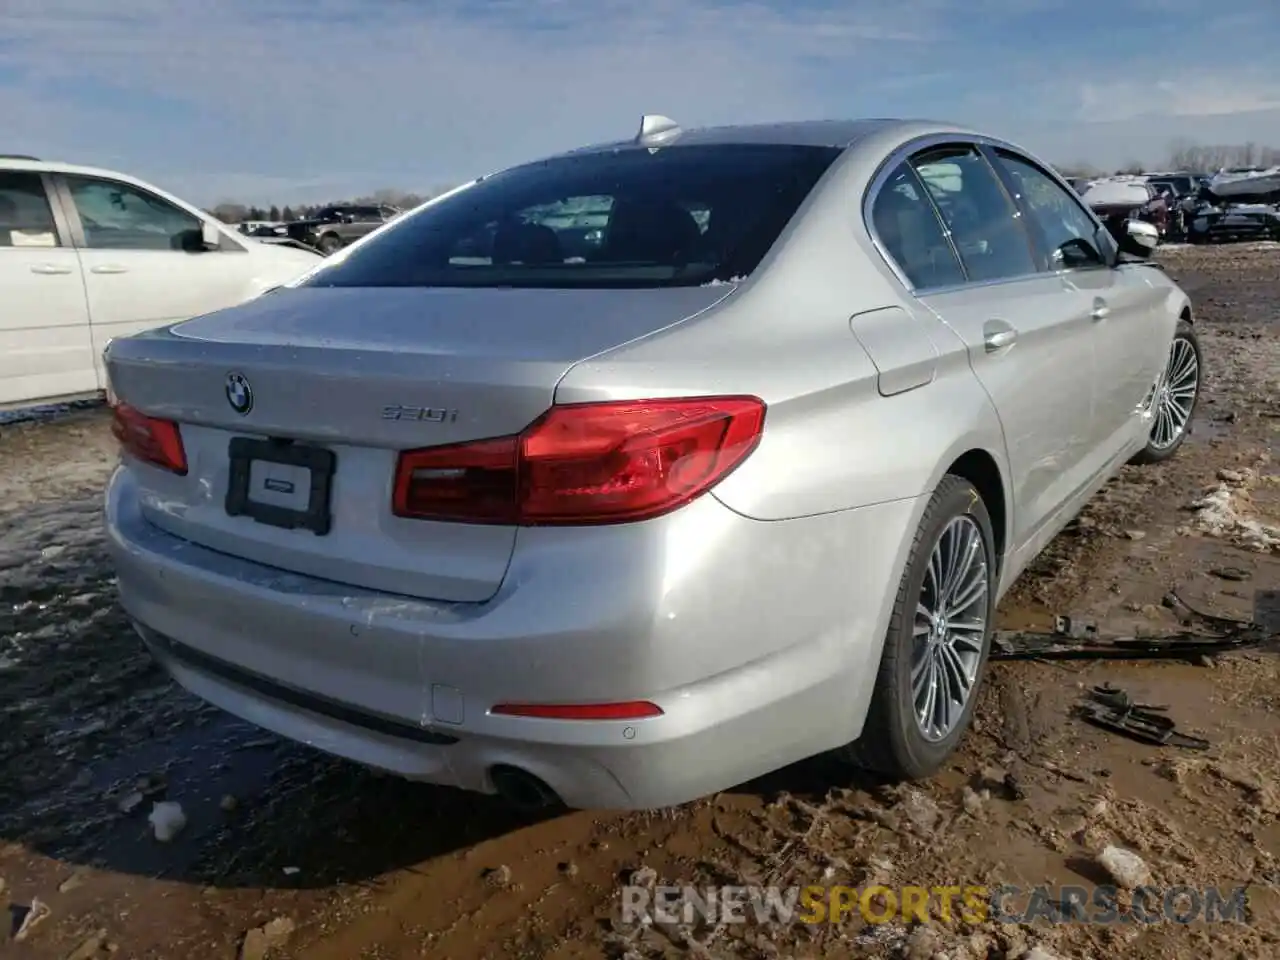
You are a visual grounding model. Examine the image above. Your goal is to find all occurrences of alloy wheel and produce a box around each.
[910,515,989,742]
[1149,335,1199,451]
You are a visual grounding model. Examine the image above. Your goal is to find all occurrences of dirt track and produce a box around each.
[2,244,1278,959]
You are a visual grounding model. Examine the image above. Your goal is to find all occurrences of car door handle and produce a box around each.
[983,320,1018,352]
[1091,298,1110,321]
[29,263,74,275]
[90,264,129,274]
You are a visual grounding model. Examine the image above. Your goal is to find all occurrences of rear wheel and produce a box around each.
[317,232,343,254]
[841,475,996,779]
[1131,319,1201,465]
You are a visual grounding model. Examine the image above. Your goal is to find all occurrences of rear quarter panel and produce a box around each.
[549,135,1012,750]
[553,132,1010,526]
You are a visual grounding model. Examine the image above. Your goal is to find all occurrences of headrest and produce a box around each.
[605,199,700,263]
[491,220,563,265]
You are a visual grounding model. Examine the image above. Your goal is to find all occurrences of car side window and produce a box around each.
[909,147,1038,283]
[869,162,966,290]
[993,151,1108,271]
[65,176,202,251]
[0,171,60,248]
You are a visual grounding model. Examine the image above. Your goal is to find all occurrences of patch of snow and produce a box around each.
[1183,464,1280,552]
[148,801,187,842]
[1097,845,1152,889]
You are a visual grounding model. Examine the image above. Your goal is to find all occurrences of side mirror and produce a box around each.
[1123,218,1160,254]
[1104,215,1159,259]
[200,220,223,250]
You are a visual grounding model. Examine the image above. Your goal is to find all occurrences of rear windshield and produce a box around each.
[301,144,842,289]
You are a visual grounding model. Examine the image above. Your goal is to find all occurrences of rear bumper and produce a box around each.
[105,466,920,809]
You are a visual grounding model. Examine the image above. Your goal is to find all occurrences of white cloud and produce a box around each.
[1077,74,1280,124]
[0,0,931,201]
[2,0,1280,201]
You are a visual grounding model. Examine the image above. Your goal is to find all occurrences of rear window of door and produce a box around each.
[301,143,843,289]
[908,147,1038,284]
[0,171,60,248]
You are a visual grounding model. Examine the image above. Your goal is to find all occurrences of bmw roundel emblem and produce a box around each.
[225,372,253,414]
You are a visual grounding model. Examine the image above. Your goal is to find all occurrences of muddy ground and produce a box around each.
[1,244,1278,960]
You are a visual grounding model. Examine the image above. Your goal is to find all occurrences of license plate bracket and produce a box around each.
[225,437,336,535]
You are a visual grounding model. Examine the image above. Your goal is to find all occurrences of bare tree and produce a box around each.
[1054,161,1102,178]
[210,202,248,223]
[349,188,432,209]
[1165,140,1280,172]
[203,185,459,219]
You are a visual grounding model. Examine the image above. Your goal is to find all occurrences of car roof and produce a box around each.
[554,118,972,157]
[0,156,216,224]
[0,156,147,180]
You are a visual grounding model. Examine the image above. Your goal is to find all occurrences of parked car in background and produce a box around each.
[104,116,1200,811]
[1079,179,1170,236]
[286,204,400,253]
[237,221,290,239]
[0,155,323,409]
[1147,173,1198,199]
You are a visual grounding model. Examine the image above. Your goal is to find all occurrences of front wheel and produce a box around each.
[841,475,997,779]
[1131,319,1201,465]
[317,232,344,254]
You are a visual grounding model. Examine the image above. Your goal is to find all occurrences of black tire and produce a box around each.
[1131,319,1201,465]
[840,475,997,779]
[317,232,343,254]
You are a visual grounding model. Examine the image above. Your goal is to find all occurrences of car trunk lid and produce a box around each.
[105,284,733,602]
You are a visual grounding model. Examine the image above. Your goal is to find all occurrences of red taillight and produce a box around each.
[490,701,663,720]
[392,396,765,526]
[111,403,187,475]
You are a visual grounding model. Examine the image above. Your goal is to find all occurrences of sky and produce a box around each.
[2,0,1279,206]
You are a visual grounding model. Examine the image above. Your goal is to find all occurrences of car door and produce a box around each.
[880,143,1098,552]
[987,147,1169,462]
[324,208,355,241]
[349,206,384,239]
[56,173,255,387]
[0,169,96,406]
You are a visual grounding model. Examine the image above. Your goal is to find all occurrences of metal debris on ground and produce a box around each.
[1210,566,1252,582]
[990,590,1275,662]
[1075,684,1211,750]
[12,897,51,942]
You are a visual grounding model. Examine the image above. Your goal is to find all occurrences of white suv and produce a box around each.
[0,155,323,409]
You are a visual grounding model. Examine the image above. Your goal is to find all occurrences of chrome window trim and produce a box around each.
[862,131,1112,297]
[905,152,970,288]
[862,148,968,293]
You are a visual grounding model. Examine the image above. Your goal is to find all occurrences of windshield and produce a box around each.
[301,143,842,289]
